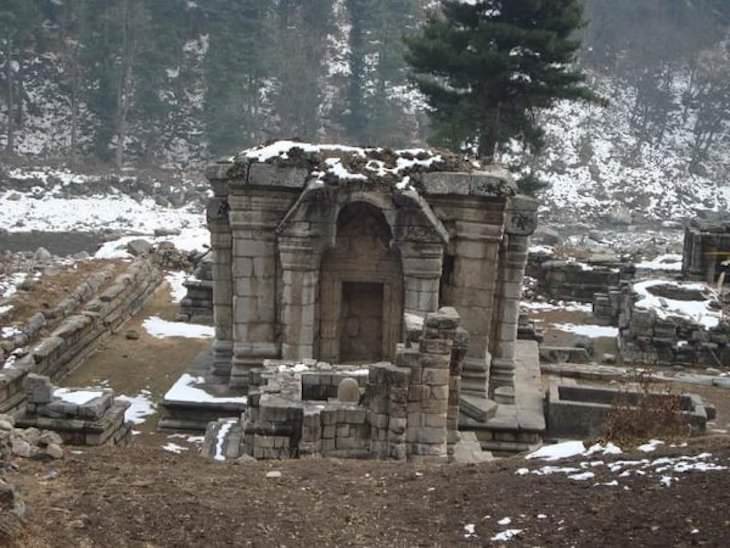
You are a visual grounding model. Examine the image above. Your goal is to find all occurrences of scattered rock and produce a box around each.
[126,239,153,257]
[34,247,52,261]
[235,455,257,464]
[154,227,181,237]
[44,443,64,460]
[265,471,282,479]
[125,329,141,340]
[532,226,563,246]
[11,439,32,458]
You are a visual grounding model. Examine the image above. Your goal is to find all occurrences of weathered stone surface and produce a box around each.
[337,378,360,403]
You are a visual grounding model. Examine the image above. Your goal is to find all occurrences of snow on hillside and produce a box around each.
[508,75,730,225]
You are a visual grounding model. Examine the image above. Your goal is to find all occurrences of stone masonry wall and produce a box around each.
[0,258,161,413]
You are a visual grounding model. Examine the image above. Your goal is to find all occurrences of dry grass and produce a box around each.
[603,370,690,446]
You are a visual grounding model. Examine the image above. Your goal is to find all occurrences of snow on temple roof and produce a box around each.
[211,140,515,197]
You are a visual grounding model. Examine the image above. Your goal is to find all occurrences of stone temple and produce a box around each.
[171,141,544,460]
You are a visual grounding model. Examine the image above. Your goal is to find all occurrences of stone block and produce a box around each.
[23,374,53,404]
[422,368,450,385]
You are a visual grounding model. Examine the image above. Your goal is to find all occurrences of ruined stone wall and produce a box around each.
[240,307,466,462]
[0,259,161,413]
[617,287,730,368]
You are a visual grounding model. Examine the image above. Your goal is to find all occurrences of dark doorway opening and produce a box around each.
[339,281,384,363]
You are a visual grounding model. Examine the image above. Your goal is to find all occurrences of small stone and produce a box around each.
[38,430,63,447]
[125,329,140,340]
[44,443,64,460]
[21,427,41,446]
[34,247,52,261]
[265,471,282,479]
[337,378,360,403]
[235,455,256,464]
[11,439,33,458]
[0,420,13,431]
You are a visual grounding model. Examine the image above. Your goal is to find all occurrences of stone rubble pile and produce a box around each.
[0,412,64,460]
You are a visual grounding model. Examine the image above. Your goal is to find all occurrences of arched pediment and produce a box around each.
[276,184,449,252]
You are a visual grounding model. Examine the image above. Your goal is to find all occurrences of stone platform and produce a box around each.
[16,374,133,446]
[158,350,247,432]
[459,340,545,456]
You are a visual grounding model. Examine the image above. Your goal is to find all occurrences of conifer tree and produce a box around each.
[404,0,604,161]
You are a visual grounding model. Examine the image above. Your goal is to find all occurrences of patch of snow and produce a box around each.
[166,271,188,304]
[497,517,511,526]
[526,441,585,461]
[550,323,619,338]
[53,388,103,405]
[635,254,683,271]
[143,316,214,339]
[633,279,722,329]
[463,523,477,538]
[491,529,523,542]
[162,443,188,454]
[568,471,595,481]
[164,374,247,405]
[638,439,665,453]
[117,391,157,425]
[214,420,235,462]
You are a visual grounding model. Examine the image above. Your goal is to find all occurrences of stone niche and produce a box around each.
[204,142,538,407]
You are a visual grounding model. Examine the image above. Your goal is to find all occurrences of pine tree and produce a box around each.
[404,0,604,161]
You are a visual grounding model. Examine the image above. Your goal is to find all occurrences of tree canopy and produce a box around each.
[405,0,604,161]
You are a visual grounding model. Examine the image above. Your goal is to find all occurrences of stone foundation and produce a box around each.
[228,308,486,462]
[16,374,132,446]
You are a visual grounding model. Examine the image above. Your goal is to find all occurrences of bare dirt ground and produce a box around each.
[63,279,209,436]
[5,436,730,547]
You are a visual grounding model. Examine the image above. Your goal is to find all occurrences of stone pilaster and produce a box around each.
[278,235,320,361]
[228,189,289,388]
[207,197,233,379]
[490,196,537,403]
[400,241,443,315]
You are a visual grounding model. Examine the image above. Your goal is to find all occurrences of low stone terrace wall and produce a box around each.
[0,258,162,413]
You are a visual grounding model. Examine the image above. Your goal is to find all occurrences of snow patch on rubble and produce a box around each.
[550,323,619,338]
[633,280,722,329]
[53,388,103,405]
[164,374,247,405]
[166,271,189,304]
[635,254,683,271]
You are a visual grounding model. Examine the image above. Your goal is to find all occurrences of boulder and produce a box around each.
[34,247,52,261]
[126,239,153,257]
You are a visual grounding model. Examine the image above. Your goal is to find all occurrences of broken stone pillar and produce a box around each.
[490,196,537,403]
[406,307,460,462]
[448,326,469,457]
[207,196,233,379]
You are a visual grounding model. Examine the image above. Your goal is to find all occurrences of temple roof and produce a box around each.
[206,140,516,198]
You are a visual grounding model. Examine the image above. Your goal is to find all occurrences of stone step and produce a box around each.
[493,386,515,405]
[459,395,498,423]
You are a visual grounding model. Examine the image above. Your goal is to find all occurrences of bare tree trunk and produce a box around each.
[5,34,14,155]
[115,0,133,171]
